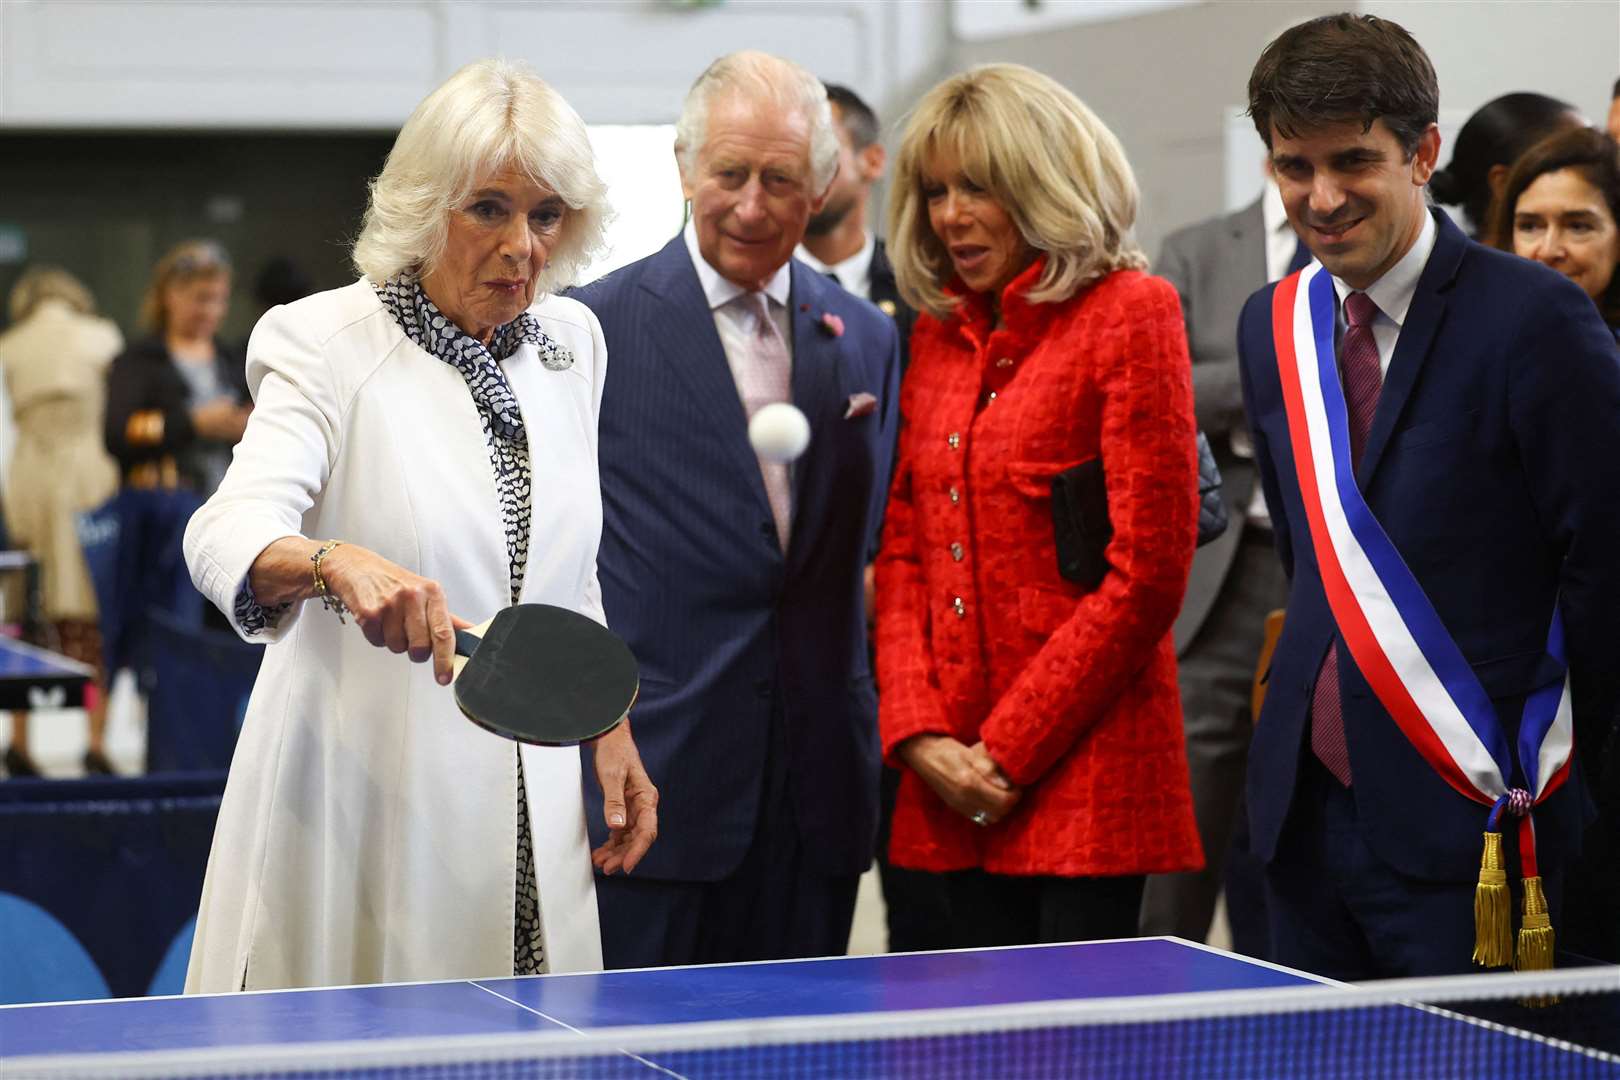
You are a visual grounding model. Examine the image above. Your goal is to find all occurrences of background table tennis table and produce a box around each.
[0,549,91,712]
[4,937,1615,1078]
[0,633,92,711]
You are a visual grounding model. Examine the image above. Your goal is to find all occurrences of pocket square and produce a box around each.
[844,392,878,419]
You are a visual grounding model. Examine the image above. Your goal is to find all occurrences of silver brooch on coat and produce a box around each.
[537,338,574,372]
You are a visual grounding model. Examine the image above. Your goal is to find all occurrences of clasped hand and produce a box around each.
[898,734,1021,825]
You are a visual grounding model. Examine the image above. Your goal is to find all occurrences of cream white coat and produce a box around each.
[183,280,606,992]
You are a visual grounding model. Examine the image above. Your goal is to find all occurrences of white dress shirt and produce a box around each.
[1262,181,1301,283]
[685,221,793,376]
[795,231,876,301]
[1328,208,1437,376]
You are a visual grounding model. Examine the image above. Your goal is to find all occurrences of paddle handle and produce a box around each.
[454,628,481,659]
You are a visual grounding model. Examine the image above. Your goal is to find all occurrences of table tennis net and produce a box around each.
[11,964,1619,1079]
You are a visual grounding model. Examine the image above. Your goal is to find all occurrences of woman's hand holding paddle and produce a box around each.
[317,544,470,682]
[249,538,467,684]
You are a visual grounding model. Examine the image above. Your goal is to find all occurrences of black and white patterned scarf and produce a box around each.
[373,274,573,605]
[375,274,574,976]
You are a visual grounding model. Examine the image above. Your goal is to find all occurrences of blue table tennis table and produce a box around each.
[4,938,1616,1078]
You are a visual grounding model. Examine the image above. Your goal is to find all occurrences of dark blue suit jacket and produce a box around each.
[574,235,900,881]
[1238,211,1620,882]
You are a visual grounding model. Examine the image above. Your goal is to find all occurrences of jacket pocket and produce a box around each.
[1390,409,1479,452]
[1007,457,1089,500]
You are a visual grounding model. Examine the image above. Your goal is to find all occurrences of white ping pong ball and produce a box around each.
[749,402,811,463]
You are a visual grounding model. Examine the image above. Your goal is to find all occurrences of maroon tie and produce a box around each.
[1310,291,1382,785]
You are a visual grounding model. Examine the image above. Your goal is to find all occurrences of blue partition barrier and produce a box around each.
[141,608,262,773]
[0,773,224,1003]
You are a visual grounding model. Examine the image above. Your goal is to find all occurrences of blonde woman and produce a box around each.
[0,267,121,776]
[182,58,656,993]
[105,240,250,496]
[876,64,1202,946]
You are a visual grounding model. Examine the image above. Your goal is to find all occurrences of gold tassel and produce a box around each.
[1472,831,1512,968]
[1515,875,1556,1007]
[1515,875,1555,971]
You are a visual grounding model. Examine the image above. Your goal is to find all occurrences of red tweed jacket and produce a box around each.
[876,260,1204,877]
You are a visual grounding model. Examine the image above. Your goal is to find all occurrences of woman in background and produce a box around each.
[1487,126,1620,338]
[1487,125,1620,965]
[105,240,251,496]
[1429,92,1582,238]
[0,267,122,776]
[876,64,1201,947]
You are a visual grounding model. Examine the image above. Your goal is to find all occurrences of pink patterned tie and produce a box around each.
[1310,291,1382,786]
[739,292,794,550]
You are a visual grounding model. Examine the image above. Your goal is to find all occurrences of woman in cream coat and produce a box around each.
[183,59,657,993]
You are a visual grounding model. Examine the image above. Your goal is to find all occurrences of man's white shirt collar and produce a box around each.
[1329,206,1437,329]
[1262,180,1289,237]
[1261,181,1301,283]
[685,220,792,311]
[794,231,876,299]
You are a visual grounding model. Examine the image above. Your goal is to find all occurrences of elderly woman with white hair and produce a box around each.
[182,59,657,993]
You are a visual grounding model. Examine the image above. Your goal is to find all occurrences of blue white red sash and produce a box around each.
[1270,264,1572,966]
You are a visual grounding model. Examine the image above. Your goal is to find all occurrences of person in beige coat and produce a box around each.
[0,267,121,777]
[182,59,657,994]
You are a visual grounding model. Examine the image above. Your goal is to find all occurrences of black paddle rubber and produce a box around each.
[453,604,639,746]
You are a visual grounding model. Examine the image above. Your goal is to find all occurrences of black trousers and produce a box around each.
[1266,756,1564,980]
[875,765,953,952]
[945,870,1145,948]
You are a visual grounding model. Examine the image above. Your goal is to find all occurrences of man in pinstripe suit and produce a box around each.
[573,51,900,969]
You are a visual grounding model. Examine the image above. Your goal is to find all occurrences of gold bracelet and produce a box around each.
[310,540,348,623]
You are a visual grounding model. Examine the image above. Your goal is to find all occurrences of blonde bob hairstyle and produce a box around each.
[139,239,231,334]
[9,265,97,324]
[887,64,1147,319]
[353,58,610,292]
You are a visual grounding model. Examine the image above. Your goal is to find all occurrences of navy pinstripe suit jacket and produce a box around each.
[574,234,901,881]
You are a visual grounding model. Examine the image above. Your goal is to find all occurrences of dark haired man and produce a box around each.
[1608,76,1620,142]
[1237,13,1620,979]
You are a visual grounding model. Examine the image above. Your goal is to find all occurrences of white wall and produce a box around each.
[951,0,1200,42]
[3,0,1608,244]
[0,0,954,130]
[951,0,1620,253]
[950,0,1346,258]
[1360,0,1618,134]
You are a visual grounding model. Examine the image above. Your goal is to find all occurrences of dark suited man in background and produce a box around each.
[575,51,901,969]
[796,84,917,372]
[795,82,946,956]
[1239,13,1620,979]
[1139,171,1304,958]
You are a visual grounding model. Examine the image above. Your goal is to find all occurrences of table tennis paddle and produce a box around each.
[451,603,638,746]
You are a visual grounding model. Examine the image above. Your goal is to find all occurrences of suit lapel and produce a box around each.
[1356,211,1466,488]
[1228,199,1268,286]
[788,264,841,512]
[638,237,774,516]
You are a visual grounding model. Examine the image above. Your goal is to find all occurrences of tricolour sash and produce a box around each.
[1270,263,1573,971]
